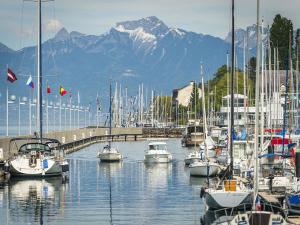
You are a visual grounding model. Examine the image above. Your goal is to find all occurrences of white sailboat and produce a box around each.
[202,0,253,208]
[189,68,224,177]
[9,138,69,177]
[98,82,122,162]
[8,0,69,177]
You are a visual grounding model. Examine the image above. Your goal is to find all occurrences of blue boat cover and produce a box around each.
[288,195,300,204]
[43,159,48,169]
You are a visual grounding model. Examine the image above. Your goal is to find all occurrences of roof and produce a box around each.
[222,94,248,99]
[148,142,167,146]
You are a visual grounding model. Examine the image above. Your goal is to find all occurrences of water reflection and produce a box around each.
[145,163,172,188]
[1,139,205,225]
[98,162,123,225]
[7,177,67,224]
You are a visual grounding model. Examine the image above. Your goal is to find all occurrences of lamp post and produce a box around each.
[6,93,16,136]
[56,102,60,131]
[18,97,27,136]
[49,101,53,132]
[62,103,66,130]
[72,105,76,129]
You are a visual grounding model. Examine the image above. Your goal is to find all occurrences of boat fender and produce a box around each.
[200,187,206,198]
[4,161,10,172]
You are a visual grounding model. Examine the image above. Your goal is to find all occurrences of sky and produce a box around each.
[1,0,300,50]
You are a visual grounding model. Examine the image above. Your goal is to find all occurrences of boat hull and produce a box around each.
[205,190,253,210]
[144,154,172,163]
[9,157,63,177]
[184,157,201,165]
[189,162,220,177]
[98,152,122,162]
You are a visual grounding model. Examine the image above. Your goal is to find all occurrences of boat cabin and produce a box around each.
[148,142,167,151]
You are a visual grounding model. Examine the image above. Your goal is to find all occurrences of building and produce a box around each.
[172,81,202,107]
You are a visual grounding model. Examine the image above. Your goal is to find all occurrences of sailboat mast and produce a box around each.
[253,0,261,209]
[37,0,43,140]
[229,0,235,177]
[109,82,112,145]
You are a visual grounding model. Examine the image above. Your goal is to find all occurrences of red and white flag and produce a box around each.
[7,68,17,83]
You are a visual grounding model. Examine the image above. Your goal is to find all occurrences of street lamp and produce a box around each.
[6,93,16,136]
[18,97,27,136]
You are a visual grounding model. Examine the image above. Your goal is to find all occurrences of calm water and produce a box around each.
[0,139,209,225]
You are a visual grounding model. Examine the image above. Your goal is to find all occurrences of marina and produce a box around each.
[0,139,204,225]
[0,0,300,224]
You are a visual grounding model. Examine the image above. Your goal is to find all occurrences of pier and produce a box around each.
[0,127,184,161]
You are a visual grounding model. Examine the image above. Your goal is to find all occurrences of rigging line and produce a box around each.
[17,1,25,71]
[48,0,59,79]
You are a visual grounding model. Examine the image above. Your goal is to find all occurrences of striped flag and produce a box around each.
[26,75,34,89]
[7,68,17,83]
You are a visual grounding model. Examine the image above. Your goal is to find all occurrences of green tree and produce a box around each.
[188,81,201,119]
[296,29,300,57]
[270,14,293,69]
[248,57,256,83]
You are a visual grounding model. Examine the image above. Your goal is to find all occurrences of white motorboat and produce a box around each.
[189,160,222,177]
[98,145,122,162]
[9,138,69,177]
[144,141,172,163]
[98,82,123,162]
[184,150,204,165]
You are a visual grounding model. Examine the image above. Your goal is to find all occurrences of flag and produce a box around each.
[26,75,34,89]
[255,195,262,211]
[59,85,67,96]
[47,85,51,94]
[7,68,17,83]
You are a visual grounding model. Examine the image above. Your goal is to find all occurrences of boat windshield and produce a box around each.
[187,126,203,134]
[149,144,166,150]
[19,143,51,153]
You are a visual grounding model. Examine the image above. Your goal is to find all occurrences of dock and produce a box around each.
[0,127,184,161]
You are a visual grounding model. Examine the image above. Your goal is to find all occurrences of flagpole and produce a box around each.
[37,0,43,140]
[46,80,49,133]
[96,92,99,128]
[69,94,72,130]
[6,87,8,137]
[29,98,32,135]
[59,95,62,131]
[64,103,67,131]
[77,91,80,129]
[18,97,21,136]
[46,97,48,133]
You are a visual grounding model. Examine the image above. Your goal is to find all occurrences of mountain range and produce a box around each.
[0,16,259,106]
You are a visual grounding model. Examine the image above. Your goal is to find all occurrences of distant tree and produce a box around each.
[189,81,201,119]
[213,65,228,81]
[296,29,300,56]
[270,14,293,69]
[248,57,256,83]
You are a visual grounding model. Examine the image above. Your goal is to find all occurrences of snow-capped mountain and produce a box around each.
[0,16,241,105]
[225,24,268,49]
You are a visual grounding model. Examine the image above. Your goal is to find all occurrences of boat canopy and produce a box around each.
[19,143,51,153]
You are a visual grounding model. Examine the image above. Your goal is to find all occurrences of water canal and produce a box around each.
[0,139,209,225]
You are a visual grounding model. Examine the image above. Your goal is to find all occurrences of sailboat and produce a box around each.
[98,82,122,162]
[185,80,203,166]
[189,69,224,177]
[201,0,253,208]
[8,0,69,177]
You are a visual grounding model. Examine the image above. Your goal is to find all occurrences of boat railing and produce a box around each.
[213,202,288,222]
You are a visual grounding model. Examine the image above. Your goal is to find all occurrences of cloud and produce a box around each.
[44,19,63,33]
